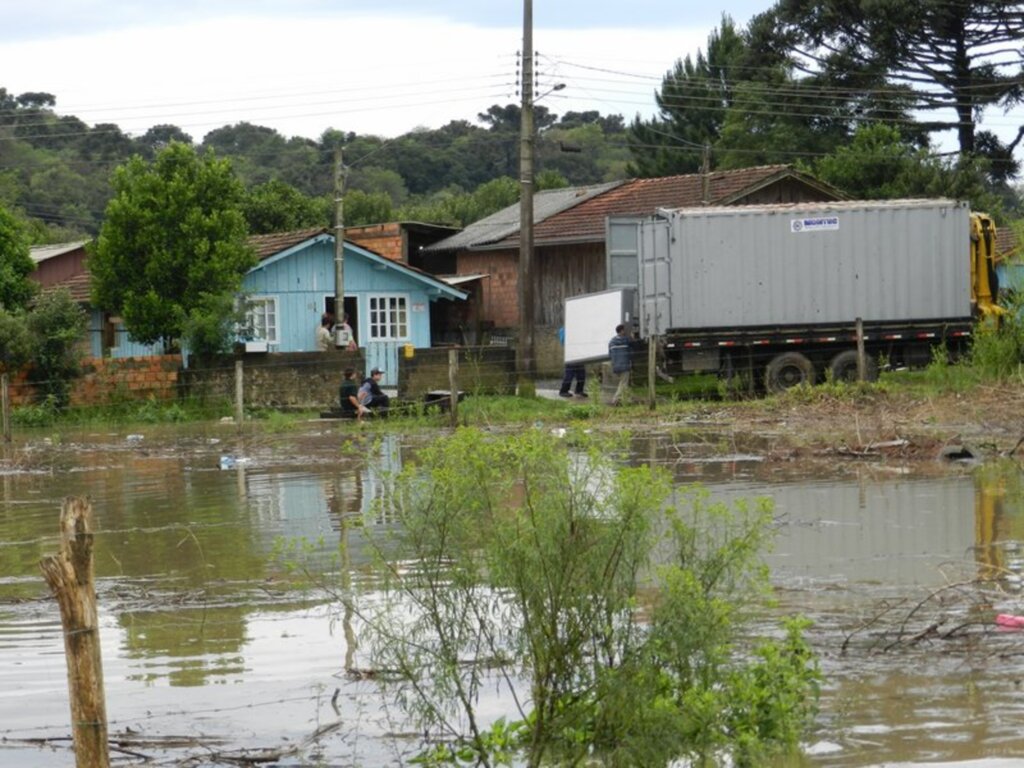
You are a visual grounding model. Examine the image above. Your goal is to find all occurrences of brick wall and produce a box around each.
[7,355,183,406]
[346,223,405,262]
[459,249,518,328]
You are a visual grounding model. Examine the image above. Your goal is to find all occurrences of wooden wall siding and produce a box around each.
[536,243,605,326]
[32,249,88,287]
[737,180,829,205]
[457,245,604,330]
[243,240,438,351]
[88,309,165,359]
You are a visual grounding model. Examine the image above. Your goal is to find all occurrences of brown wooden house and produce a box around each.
[422,166,845,340]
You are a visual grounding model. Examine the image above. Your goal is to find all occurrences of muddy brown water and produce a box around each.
[2,423,1024,767]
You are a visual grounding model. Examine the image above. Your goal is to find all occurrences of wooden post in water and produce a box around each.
[39,496,110,768]
[2,372,11,443]
[855,318,866,383]
[647,335,658,411]
[234,359,244,429]
[448,349,459,428]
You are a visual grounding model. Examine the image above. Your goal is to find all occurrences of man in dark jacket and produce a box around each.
[608,324,632,406]
[358,367,390,415]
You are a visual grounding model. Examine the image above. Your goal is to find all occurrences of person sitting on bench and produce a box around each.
[358,367,390,416]
[339,367,370,420]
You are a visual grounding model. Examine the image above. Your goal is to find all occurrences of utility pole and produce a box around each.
[517,0,536,385]
[701,142,711,205]
[333,148,345,341]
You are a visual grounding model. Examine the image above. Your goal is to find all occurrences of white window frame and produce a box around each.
[367,294,410,341]
[247,296,279,344]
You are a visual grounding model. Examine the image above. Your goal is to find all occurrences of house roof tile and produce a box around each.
[43,272,92,303]
[422,166,841,252]
[530,165,837,245]
[248,227,329,260]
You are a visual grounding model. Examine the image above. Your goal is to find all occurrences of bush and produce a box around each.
[361,428,819,767]
[25,288,87,407]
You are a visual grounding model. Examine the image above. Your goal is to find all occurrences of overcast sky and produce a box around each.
[0,1,770,141]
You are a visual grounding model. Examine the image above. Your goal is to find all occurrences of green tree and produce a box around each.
[629,16,748,176]
[0,204,36,311]
[91,142,255,350]
[812,124,1005,216]
[397,176,519,227]
[25,287,87,407]
[0,309,31,374]
[766,0,1024,158]
[243,179,331,234]
[360,428,819,768]
[135,124,194,159]
[342,189,394,227]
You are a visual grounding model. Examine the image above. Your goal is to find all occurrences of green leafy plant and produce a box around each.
[359,428,819,767]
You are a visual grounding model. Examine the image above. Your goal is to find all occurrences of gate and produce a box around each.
[364,342,400,388]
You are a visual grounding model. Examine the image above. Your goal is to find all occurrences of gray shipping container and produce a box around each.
[637,199,972,335]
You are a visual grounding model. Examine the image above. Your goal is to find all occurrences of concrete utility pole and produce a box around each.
[333,148,345,337]
[517,0,536,383]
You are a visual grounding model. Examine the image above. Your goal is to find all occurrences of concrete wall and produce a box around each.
[181,347,518,410]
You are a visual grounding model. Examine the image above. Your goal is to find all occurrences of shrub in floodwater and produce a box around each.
[360,427,820,768]
[969,309,1024,381]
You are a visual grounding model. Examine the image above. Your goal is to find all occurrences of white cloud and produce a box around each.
[0,14,707,140]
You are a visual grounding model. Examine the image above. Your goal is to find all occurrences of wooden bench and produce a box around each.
[424,390,466,413]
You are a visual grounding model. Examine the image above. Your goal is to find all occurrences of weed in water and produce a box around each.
[356,427,819,768]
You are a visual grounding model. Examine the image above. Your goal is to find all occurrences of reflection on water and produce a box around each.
[1,428,1024,766]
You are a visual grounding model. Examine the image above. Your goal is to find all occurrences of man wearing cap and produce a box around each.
[357,367,390,416]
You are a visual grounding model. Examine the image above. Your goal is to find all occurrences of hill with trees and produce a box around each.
[0,3,1021,244]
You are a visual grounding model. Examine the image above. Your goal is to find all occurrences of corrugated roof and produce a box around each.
[423,181,622,252]
[440,273,488,286]
[29,240,90,264]
[248,227,328,260]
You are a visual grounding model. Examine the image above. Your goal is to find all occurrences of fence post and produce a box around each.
[855,318,866,382]
[234,359,244,429]
[647,335,658,411]
[2,372,10,443]
[39,496,110,768]
[448,349,459,428]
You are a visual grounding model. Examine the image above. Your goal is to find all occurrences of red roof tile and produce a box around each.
[42,272,92,303]
[526,166,837,245]
[248,227,328,260]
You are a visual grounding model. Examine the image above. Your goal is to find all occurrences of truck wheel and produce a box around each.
[828,350,878,383]
[764,352,815,393]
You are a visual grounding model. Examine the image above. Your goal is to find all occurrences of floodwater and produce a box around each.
[2,423,1024,767]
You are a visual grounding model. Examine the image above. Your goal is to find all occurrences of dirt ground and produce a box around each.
[652,382,1024,464]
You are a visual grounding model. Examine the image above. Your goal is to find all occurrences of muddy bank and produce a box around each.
[637,384,1024,465]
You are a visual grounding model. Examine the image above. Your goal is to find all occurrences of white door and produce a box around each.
[365,294,409,388]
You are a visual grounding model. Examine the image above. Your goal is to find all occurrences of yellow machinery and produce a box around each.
[970,212,1005,325]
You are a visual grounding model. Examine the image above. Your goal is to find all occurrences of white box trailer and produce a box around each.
[602,199,991,392]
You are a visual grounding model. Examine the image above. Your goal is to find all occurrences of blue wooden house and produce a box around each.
[35,231,467,380]
[244,228,468,383]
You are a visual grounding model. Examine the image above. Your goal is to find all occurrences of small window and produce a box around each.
[368,295,409,341]
[247,297,279,343]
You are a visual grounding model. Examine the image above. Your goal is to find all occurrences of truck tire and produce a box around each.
[764,352,815,393]
[828,349,878,383]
